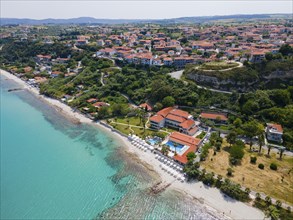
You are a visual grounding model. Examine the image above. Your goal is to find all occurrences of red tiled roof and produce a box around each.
[188,126,199,134]
[87,98,98,103]
[157,107,174,118]
[267,123,283,133]
[139,103,153,111]
[169,109,190,119]
[169,132,201,147]
[166,114,186,123]
[200,112,228,121]
[150,115,164,123]
[93,102,109,108]
[179,119,195,129]
[173,145,196,164]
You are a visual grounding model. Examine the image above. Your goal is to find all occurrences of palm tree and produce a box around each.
[142,117,146,133]
[276,200,282,208]
[265,196,272,204]
[258,133,264,154]
[216,175,223,187]
[173,142,179,155]
[267,145,272,156]
[279,147,285,160]
[255,192,261,200]
[161,146,169,156]
[245,187,251,195]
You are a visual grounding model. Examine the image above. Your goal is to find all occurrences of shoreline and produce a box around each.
[0,69,265,220]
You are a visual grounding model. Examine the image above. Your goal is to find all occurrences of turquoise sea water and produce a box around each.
[1,79,130,219]
[1,76,220,220]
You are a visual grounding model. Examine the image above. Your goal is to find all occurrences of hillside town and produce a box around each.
[1,16,293,220]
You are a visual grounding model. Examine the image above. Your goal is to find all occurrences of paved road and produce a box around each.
[168,70,233,94]
[168,70,184,79]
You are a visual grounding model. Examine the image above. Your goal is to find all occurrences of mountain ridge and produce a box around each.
[1,14,291,25]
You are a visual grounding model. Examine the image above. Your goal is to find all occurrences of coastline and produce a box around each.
[0,69,265,219]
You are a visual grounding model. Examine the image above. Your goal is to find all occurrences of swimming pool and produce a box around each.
[147,138,161,145]
[165,141,185,154]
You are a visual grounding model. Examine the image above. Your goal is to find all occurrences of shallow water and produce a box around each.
[1,77,221,219]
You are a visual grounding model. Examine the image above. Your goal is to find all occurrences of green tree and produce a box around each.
[161,146,169,155]
[258,133,265,153]
[227,167,234,176]
[162,96,175,107]
[267,145,272,156]
[229,144,245,165]
[266,205,280,220]
[279,44,293,56]
[242,121,264,151]
[227,131,237,146]
[186,152,196,162]
[279,147,285,160]
[233,118,242,128]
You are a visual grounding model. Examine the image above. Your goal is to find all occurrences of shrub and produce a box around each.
[270,163,278,170]
[250,156,257,164]
[258,163,265,169]
[227,167,234,176]
[229,144,244,165]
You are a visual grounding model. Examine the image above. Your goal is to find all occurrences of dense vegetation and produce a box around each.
[1,40,292,149]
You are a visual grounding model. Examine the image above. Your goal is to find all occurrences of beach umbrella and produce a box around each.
[149,146,154,151]
[155,155,158,159]
[164,159,167,163]
[144,148,147,152]
[181,176,185,182]
[167,161,171,165]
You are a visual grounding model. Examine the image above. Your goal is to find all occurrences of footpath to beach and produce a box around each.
[0,69,265,220]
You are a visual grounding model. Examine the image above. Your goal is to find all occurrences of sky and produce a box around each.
[1,0,292,19]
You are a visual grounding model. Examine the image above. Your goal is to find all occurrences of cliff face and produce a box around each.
[186,70,293,92]
[187,72,257,91]
[263,70,293,79]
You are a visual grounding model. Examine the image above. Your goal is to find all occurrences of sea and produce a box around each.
[0,76,221,220]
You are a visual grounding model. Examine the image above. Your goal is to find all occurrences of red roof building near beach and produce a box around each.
[139,103,153,111]
[157,107,174,118]
[165,114,186,123]
[169,132,201,147]
[87,98,98,103]
[170,132,201,164]
[267,123,283,133]
[179,119,195,130]
[200,112,228,121]
[149,114,164,123]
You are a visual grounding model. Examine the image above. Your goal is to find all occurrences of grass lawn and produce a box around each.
[115,116,144,127]
[214,124,231,130]
[111,122,168,139]
[199,61,239,71]
[201,141,293,205]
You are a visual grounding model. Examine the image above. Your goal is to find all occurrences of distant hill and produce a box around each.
[0,14,291,25]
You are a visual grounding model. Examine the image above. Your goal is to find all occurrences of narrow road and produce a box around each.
[120,93,138,108]
[100,72,105,86]
[168,70,233,94]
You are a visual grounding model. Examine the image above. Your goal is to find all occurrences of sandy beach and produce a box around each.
[1,69,265,220]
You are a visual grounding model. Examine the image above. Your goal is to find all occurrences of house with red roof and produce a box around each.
[266,123,283,143]
[150,107,199,136]
[170,132,201,164]
[139,103,153,111]
[199,112,228,124]
[92,102,110,109]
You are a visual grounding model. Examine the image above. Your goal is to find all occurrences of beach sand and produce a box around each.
[1,69,265,220]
